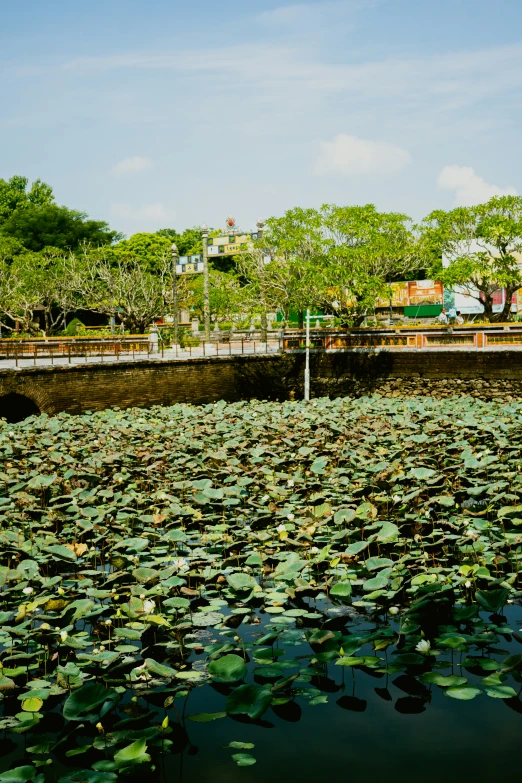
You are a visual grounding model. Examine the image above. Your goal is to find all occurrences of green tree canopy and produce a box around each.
[259,204,420,326]
[155,227,203,257]
[420,195,522,322]
[114,232,172,273]
[0,204,122,252]
[0,175,54,220]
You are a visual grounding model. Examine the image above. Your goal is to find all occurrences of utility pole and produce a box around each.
[304,308,310,401]
[201,224,211,341]
[171,243,179,346]
[256,218,268,342]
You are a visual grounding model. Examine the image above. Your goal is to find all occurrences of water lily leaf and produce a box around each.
[375,522,399,544]
[310,457,328,474]
[0,768,39,782]
[192,612,224,627]
[345,541,368,556]
[231,753,256,767]
[330,582,352,598]
[208,654,247,683]
[419,673,467,687]
[335,657,366,667]
[187,712,226,722]
[445,685,482,700]
[334,508,355,524]
[410,468,436,480]
[363,573,389,592]
[432,495,455,507]
[226,684,272,719]
[485,685,517,699]
[475,589,509,613]
[226,573,257,592]
[132,567,159,584]
[226,742,255,749]
[365,557,394,571]
[63,683,119,722]
[21,698,43,713]
[113,738,150,767]
[42,545,77,561]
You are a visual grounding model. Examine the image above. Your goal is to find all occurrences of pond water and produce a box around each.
[2,395,522,783]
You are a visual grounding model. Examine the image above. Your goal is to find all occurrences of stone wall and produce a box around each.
[2,350,522,418]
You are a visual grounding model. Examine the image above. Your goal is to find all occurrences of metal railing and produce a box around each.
[0,332,282,368]
[282,325,522,352]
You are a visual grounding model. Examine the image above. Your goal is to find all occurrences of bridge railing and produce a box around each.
[282,325,522,351]
[0,332,283,366]
[0,338,151,366]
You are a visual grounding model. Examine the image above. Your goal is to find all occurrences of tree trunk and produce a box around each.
[260,309,268,342]
[481,295,495,322]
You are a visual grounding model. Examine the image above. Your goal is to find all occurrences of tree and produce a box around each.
[0,175,54,220]
[420,195,522,322]
[260,208,324,327]
[188,270,242,326]
[236,246,280,339]
[79,248,169,334]
[0,256,42,334]
[0,204,122,252]
[156,227,203,257]
[319,204,420,326]
[115,233,172,273]
[258,205,420,327]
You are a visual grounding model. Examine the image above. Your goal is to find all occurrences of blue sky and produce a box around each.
[2,0,522,236]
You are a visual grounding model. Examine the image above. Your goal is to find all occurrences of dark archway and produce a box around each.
[0,393,41,423]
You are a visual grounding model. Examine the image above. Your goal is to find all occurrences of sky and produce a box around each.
[1,0,522,237]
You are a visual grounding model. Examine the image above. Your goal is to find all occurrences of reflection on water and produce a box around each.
[1,602,521,783]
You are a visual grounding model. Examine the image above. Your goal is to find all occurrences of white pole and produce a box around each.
[304,308,310,401]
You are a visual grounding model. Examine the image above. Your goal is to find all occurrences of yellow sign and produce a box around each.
[207,232,258,257]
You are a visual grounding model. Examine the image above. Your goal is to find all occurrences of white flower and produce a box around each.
[276,524,286,533]
[465,580,472,588]
[59,630,68,643]
[22,586,33,595]
[172,558,189,572]
[287,513,295,521]
[311,546,319,554]
[287,480,295,487]
[389,606,399,616]
[143,600,155,614]
[415,639,431,653]
[105,619,112,626]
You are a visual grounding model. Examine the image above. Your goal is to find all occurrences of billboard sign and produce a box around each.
[176,255,204,274]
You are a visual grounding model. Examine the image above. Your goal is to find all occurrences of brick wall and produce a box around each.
[2,350,522,417]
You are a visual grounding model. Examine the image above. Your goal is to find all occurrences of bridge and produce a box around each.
[2,334,522,422]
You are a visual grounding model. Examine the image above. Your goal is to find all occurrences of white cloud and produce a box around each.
[315,133,411,176]
[111,202,169,221]
[437,165,518,206]
[111,156,152,175]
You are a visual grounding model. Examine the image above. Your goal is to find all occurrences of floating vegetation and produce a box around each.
[1,395,522,780]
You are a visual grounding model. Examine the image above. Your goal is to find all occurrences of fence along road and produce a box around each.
[4,324,522,370]
[0,334,282,370]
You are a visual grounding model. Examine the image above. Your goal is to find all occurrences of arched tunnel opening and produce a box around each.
[0,393,41,424]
